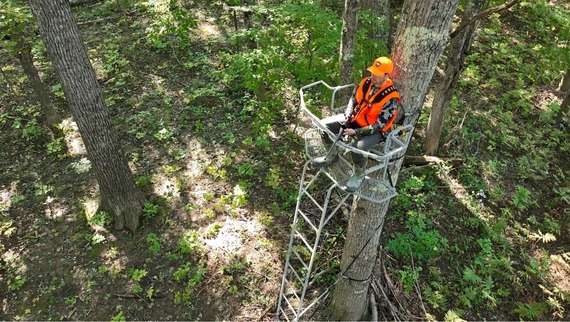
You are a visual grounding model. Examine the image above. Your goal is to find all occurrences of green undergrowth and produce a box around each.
[1,0,569,320]
[383,1,570,320]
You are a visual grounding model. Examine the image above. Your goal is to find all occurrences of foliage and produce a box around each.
[2,0,569,320]
[0,0,35,54]
[142,0,198,49]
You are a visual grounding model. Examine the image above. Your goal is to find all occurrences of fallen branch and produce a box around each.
[404,155,463,167]
[77,15,118,26]
[70,0,103,7]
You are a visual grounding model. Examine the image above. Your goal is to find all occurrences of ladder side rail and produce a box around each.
[277,161,312,320]
[281,294,298,320]
[293,181,339,319]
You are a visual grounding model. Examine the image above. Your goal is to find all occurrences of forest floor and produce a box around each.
[1,1,569,321]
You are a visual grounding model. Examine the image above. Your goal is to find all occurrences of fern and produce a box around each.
[462,267,482,284]
[529,230,557,243]
[444,309,466,322]
[514,301,549,319]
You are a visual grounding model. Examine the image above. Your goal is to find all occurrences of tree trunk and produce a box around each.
[29,0,145,232]
[556,70,570,123]
[327,0,458,320]
[338,0,359,87]
[424,0,486,155]
[15,34,64,138]
[557,90,569,123]
[560,91,569,111]
[559,70,570,93]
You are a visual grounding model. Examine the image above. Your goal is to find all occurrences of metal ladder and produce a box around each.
[275,81,413,321]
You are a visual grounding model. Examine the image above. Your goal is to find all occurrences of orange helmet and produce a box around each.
[367,56,394,75]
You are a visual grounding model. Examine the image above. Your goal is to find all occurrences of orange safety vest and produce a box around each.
[352,77,400,132]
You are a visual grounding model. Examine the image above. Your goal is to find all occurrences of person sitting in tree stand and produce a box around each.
[312,56,401,192]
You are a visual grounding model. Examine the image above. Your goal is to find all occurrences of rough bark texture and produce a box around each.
[29,0,145,231]
[327,0,458,320]
[16,34,63,138]
[425,0,486,155]
[338,0,359,87]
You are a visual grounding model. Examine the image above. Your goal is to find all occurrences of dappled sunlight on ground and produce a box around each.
[61,118,86,156]
[82,196,99,219]
[202,216,262,255]
[43,196,68,221]
[152,172,181,200]
[0,182,17,212]
[548,252,570,294]
[435,164,491,221]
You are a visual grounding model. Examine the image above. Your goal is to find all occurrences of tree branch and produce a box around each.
[404,155,463,167]
[450,0,521,39]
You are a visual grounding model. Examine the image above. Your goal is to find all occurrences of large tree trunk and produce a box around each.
[28,0,145,232]
[327,0,458,320]
[424,0,486,155]
[338,0,359,87]
[15,34,64,138]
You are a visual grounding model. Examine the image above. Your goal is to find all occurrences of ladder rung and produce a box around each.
[284,278,301,303]
[291,248,309,270]
[277,307,292,322]
[286,262,305,287]
[298,210,319,233]
[283,293,299,315]
[300,189,325,213]
[294,232,315,254]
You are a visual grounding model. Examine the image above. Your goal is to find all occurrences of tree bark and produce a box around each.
[327,0,459,320]
[558,70,570,93]
[338,0,359,87]
[558,91,569,123]
[425,0,486,155]
[29,0,145,232]
[15,34,64,138]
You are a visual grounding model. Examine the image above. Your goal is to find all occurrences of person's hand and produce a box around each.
[343,128,357,136]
